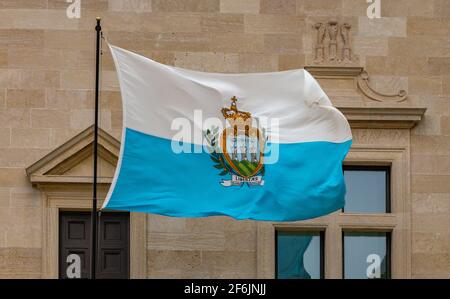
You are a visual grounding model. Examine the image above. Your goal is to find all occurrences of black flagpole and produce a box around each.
[91,17,102,280]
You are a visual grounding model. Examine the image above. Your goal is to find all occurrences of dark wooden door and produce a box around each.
[59,211,130,279]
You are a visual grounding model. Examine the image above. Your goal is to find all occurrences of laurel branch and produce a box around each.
[204,127,233,176]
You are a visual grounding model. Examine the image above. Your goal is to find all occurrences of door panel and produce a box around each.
[97,213,130,279]
[59,211,130,279]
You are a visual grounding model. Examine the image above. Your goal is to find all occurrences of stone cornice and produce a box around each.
[338,107,427,129]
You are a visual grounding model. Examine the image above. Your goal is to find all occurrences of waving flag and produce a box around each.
[102,45,352,221]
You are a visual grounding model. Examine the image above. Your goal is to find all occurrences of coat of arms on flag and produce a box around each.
[204,96,266,187]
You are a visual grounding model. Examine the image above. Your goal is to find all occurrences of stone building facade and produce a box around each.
[0,0,449,278]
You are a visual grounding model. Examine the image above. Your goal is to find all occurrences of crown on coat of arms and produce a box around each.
[221,96,252,121]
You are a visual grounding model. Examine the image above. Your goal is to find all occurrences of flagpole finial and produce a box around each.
[95,17,102,31]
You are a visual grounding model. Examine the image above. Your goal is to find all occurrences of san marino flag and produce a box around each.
[102,45,352,222]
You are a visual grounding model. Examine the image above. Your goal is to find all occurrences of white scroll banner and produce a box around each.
[221,175,265,187]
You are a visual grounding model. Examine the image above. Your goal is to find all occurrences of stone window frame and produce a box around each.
[256,145,411,279]
[255,106,427,279]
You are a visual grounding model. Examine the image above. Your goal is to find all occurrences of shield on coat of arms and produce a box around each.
[220,126,265,178]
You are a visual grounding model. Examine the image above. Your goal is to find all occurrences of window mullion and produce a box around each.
[325,214,342,279]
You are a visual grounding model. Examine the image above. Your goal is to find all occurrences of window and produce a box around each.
[343,232,391,279]
[344,166,390,213]
[276,231,324,279]
[342,166,392,279]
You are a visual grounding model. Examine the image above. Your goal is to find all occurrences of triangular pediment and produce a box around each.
[26,126,120,186]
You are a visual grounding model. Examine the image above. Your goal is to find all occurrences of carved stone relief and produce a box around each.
[313,20,354,65]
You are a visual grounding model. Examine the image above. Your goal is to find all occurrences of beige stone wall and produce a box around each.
[0,0,449,278]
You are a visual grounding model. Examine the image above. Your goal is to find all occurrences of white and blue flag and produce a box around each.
[102,45,352,222]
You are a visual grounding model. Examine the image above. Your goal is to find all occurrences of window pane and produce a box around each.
[343,232,390,279]
[344,167,389,213]
[276,232,323,279]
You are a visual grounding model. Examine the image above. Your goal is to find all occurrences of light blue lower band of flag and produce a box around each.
[104,128,352,222]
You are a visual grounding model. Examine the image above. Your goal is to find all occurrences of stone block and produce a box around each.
[10,128,51,149]
[0,148,49,167]
[260,0,297,15]
[70,109,111,130]
[412,253,450,277]
[0,128,11,147]
[224,230,256,252]
[409,76,442,96]
[147,214,186,233]
[297,0,343,16]
[380,0,434,17]
[201,250,256,273]
[0,248,41,277]
[264,34,303,54]
[46,89,93,109]
[174,52,239,73]
[111,110,123,129]
[239,53,278,72]
[278,54,305,70]
[184,217,255,233]
[152,0,220,12]
[0,69,22,89]
[412,135,450,155]
[44,30,93,50]
[147,232,225,251]
[147,250,202,272]
[0,188,9,208]
[0,0,47,9]
[109,0,152,12]
[31,109,71,129]
[6,224,41,248]
[20,70,60,89]
[201,14,244,33]
[48,0,108,10]
[412,232,450,253]
[412,175,450,193]
[220,0,260,14]
[434,0,450,17]
[353,37,389,57]
[0,109,30,128]
[0,49,6,67]
[408,17,450,36]
[10,187,41,208]
[6,89,45,109]
[0,9,79,30]
[444,77,450,95]
[244,14,303,34]
[60,70,95,90]
[412,154,450,175]
[0,29,44,49]
[210,33,265,53]
[412,193,450,214]
[359,17,407,38]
